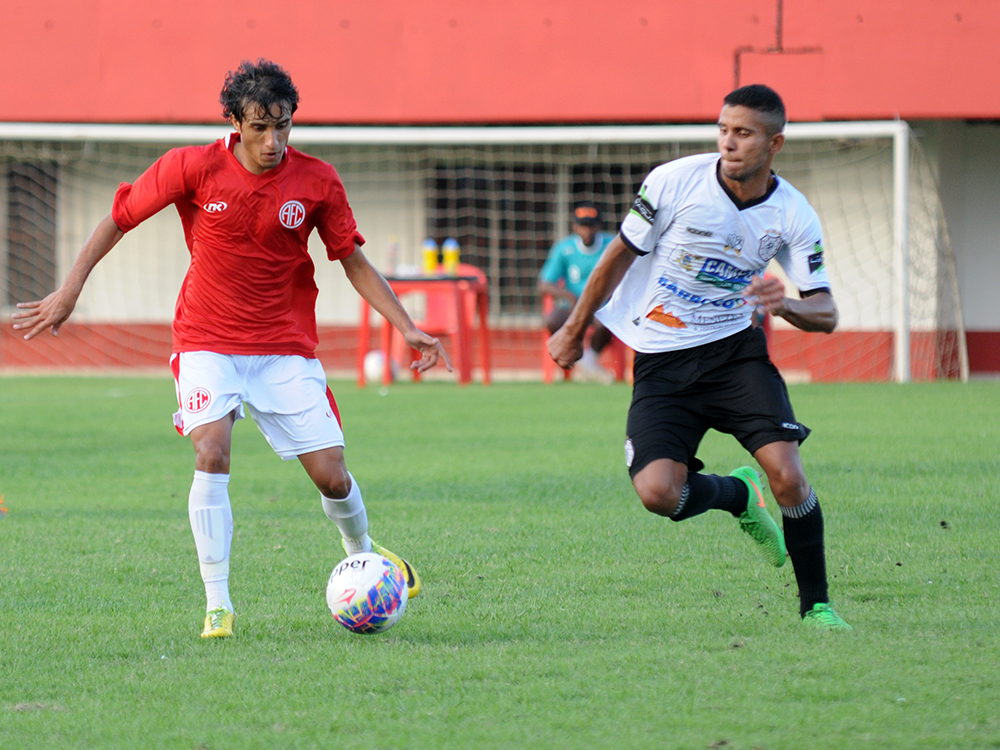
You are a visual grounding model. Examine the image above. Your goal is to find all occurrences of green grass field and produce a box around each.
[1,377,998,749]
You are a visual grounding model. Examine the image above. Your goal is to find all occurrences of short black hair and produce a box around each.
[220,59,299,123]
[723,84,786,135]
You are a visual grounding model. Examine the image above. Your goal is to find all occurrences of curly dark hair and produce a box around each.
[220,59,300,123]
[723,84,786,135]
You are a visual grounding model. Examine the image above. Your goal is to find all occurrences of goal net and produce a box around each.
[0,122,966,381]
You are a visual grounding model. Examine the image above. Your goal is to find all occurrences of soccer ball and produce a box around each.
[326,552,408,634]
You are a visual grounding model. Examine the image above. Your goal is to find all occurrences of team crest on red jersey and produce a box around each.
[185,388,212,413]
[279,200,306,229]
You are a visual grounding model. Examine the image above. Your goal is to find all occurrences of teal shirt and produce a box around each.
[539,232,613,298]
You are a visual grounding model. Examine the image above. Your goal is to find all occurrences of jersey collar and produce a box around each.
[715,159,780,211]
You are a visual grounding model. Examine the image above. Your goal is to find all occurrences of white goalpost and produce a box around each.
[0,121,967,381]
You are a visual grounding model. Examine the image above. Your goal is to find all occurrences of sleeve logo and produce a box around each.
[808,243,825,273]
[279,200,306,229]
[629,185,656,225]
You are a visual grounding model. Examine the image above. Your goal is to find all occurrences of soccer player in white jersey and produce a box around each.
[548,84,851,630]
[14,60,450,638]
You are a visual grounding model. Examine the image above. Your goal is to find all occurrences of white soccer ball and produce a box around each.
[326,552,408,634]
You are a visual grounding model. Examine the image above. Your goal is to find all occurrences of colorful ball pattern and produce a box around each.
[326,552,408,634]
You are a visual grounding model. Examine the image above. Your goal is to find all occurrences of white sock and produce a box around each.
[188,471,234,613]
[321,472,371,554]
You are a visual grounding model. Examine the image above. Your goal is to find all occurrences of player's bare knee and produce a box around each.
[768,466,810,506]
[194,443,230,474]
[316,470,352,500]
[633,476,683,517]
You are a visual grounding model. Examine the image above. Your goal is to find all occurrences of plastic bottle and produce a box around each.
[442,237,461,275]
[421,238,439,275]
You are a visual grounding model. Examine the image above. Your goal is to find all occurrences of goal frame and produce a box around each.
[0,120,917,381]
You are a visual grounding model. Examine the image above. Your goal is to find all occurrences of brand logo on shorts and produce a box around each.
[782,422,799,430]
[279,200,306,229]
[185,388,212,413]
[203,201,228,213]
[624,437,635,468]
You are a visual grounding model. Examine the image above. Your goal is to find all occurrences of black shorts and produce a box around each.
[625,326,810,478]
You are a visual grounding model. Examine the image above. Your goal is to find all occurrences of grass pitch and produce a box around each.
[1,377,998,749]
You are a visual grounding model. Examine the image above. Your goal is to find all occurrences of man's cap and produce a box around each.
[572,201,601,226]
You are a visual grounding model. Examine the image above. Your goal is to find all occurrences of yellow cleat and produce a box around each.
[343,539,421,599]
[201,607,235,638]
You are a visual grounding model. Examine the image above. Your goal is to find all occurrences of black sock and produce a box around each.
[669,473,747,522]
[781,489,829,616]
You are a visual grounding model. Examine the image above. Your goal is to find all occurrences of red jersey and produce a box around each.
[112,134,364,358]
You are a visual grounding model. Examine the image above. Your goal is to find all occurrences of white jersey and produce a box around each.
[595,152,830,353]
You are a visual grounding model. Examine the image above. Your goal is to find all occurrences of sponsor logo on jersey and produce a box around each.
[279,200,306,229]
[203,201,228,213]
[757,232,786,262]
[695,258,753,290]
[808,243,825,273]
[629,185,656,224]
[689,312,745,325]
[185,388,211,413]
[725,233,745,254]
[656,276,747,309]
[672,250,701,272]
[686,226,713,237]
[646,304,687,328]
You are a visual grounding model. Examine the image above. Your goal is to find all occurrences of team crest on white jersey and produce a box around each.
[203,201,228,213]
[757,232,786,262]
[279,200,306,229]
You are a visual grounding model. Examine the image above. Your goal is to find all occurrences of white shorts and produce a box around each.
[170,352,344,460]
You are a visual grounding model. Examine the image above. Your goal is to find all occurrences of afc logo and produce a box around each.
[203,201,228,213]
[279,200,306,229]
[185,388,211,413]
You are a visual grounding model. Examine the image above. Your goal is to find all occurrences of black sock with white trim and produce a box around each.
[669,473,746,522]
[781,488,829,616]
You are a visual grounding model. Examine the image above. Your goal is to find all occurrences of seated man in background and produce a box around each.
[538,201,616,383]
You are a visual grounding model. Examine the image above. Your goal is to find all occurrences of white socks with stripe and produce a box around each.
[321,472,372,555]
[188,470,234,613]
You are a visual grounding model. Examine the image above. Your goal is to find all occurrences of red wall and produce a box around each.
[3,0,999,124]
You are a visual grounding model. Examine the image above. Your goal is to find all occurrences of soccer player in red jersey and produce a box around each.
[14,59,449,638]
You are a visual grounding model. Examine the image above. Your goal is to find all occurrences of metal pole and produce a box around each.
[892,122,911,383]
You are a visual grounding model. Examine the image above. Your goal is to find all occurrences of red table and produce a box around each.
[357,273,491,386]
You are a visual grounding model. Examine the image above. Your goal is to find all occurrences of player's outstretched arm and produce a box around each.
[743,275,838,333]
[547,234,636,369]
[341,246,453,374]
[12,213,124,340]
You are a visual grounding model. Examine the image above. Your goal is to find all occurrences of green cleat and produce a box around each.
[731,466,787,568]
[802,602,852,630]
[201,607,235,638]
[342,539,421,599]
